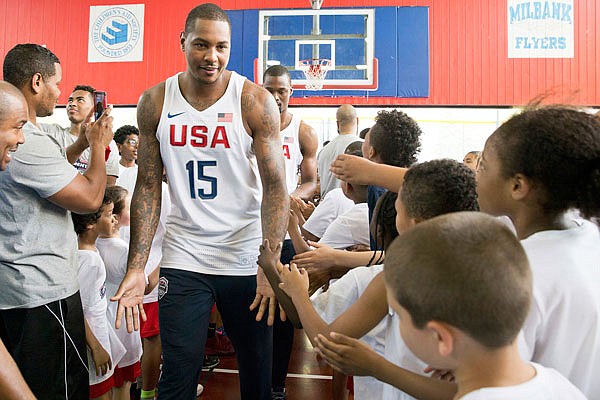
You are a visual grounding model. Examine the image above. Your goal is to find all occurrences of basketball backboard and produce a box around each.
[254,9,377,90]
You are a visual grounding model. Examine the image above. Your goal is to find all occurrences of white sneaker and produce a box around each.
[196,383,204,397]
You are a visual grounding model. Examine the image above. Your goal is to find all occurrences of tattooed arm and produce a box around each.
[242,81,300,327]
[110,84,165,333]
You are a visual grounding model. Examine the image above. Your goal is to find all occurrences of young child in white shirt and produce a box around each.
[72,196,126,400]
[381,212,586,400]
[96,185,143,400]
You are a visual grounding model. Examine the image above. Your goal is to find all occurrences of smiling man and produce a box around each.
[111,4,289,400]
[41,85,120,185]
[0,81,27,171]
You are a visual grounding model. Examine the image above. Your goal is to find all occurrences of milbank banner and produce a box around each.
[88,4,145,62]
[508,0,573,58]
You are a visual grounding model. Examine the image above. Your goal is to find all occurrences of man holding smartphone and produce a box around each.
[41,85,120,185]
[1,43,115,399]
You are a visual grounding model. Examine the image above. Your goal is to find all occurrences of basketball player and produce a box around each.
[111,4,289,400]
[263,65,318,398]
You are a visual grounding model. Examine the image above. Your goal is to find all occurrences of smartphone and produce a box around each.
[93,91,107,120]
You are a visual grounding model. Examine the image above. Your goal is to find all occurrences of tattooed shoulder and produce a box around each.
[137,86,163,135]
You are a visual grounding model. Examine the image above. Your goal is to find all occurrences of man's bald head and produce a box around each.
[336,104,358,134]
[0,81,27,118]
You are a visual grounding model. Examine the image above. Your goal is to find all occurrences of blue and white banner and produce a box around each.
[508,0,573,58]
[88,4,145,63]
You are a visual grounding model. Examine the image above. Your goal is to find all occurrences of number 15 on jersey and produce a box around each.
[186,160,217,199]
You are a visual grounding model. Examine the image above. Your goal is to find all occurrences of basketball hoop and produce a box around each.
[299,59,332,90]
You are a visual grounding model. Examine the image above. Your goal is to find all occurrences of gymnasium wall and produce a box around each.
[1,0,598,106]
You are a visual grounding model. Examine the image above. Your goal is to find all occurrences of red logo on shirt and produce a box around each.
[169,125,231,149]
[282,144,291,160]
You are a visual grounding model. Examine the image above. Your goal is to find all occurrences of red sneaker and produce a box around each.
[205,332,234,356]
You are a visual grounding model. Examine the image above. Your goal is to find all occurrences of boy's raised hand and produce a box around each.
[330,154,374,185]
[313,332,381,377]
[288,209,300,232]
[257,239,282,272]
[278,262,309,301]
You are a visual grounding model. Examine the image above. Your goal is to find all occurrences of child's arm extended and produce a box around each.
[145,265,160,295]
[314,332,457,400]
[257,240,302,328]
[84,319,112,376]
[279,265,388,347]
[287,209,311,254]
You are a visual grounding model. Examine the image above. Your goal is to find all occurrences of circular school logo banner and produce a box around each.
[88,4,145,62]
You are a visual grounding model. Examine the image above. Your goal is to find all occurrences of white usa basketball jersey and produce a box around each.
[280,114,303,194]
[157,72,262,276]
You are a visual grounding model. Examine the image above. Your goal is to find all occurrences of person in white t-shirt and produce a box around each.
[380,213,585,400]
[311,190,399,400]
[113,125,139,176]
[476,106,600,399]
[40,84,120,185]
[288,141,371,294]
[96,186,143,400]
[116,169,171,400]
[300,187,354,242]
[73,196,127,400]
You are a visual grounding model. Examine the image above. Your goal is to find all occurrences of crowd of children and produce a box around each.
[260,105,600,400]
[67,104,600,400]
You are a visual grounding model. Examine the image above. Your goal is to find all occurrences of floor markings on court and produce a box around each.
[211,368,332,380]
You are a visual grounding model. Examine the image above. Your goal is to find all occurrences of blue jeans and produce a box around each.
[158,268,273,400]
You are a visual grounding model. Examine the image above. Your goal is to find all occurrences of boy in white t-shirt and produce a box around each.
[311,191,399,399]
[287,141,370,293]
[378,212,586,400]
[96,186,144,400]
[72,196,126,400]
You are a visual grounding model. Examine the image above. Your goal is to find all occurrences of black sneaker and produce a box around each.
[202,355,220,371]
[271,389,287,400]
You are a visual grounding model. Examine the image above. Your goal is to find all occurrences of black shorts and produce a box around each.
[0,292,89,399]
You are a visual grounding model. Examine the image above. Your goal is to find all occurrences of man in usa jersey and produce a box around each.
[111,4,291,399]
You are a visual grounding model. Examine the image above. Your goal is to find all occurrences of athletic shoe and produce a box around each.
[271,389,287,400]
[202,354,220,371]
[196,383,204,396]
[205,331,235,356]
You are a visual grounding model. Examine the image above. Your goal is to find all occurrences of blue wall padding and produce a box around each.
[226,7,429,98]
[396,7,430,97]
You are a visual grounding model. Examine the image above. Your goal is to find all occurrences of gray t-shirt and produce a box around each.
[0,122,79,309]
[317,133,360,198]
[40,123,120,177]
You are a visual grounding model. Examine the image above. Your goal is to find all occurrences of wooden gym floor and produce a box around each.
[198,329,353,399]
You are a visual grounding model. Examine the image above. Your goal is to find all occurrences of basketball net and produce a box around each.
[310,0,323,9]
[300,59,331,90]
[304,0,327,89]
